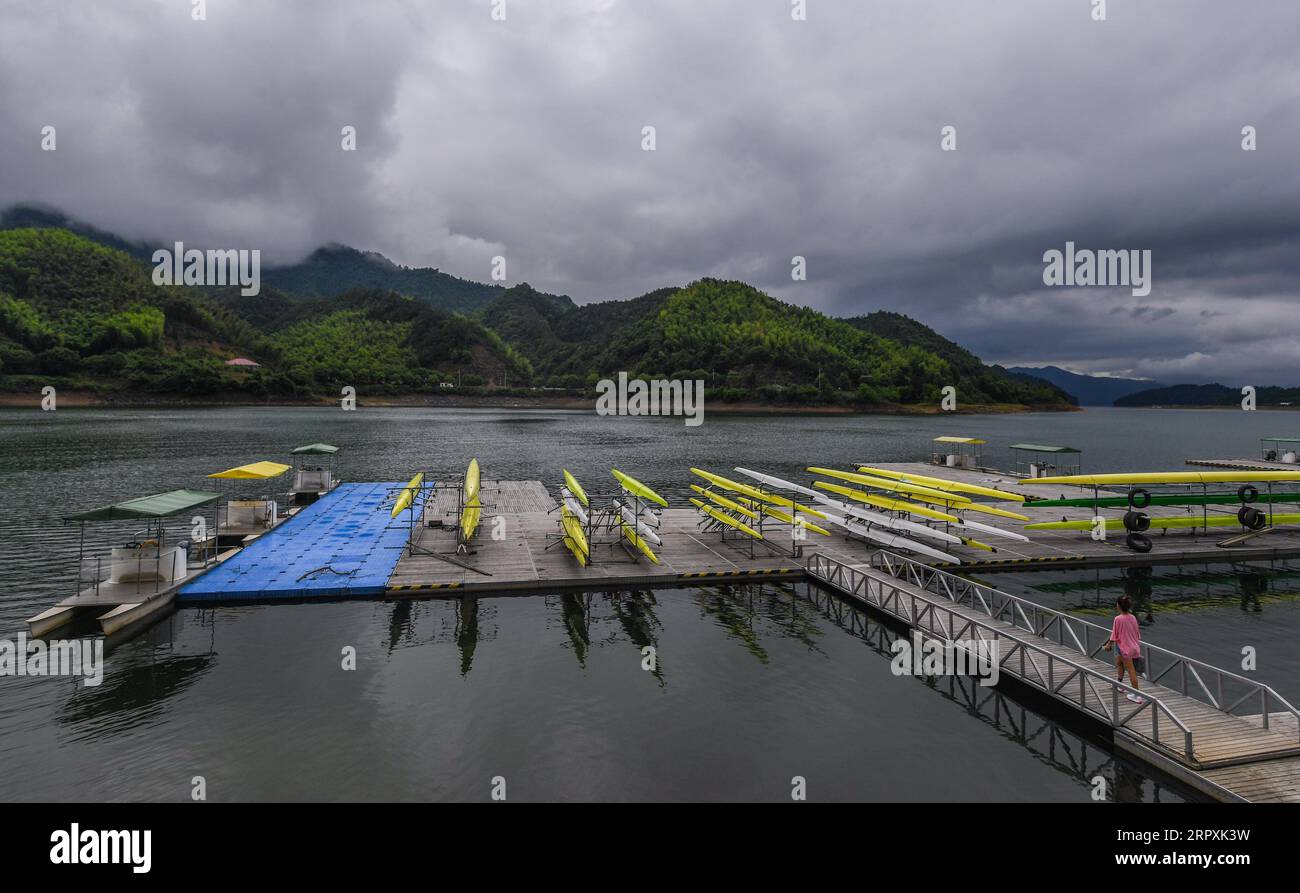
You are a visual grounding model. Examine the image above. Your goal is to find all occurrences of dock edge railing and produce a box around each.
[811,551,1206,759]
[858,550,1300,741]
[806,551,1196,760]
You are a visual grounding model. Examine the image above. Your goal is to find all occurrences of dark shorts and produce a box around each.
[1115,650,1146,675]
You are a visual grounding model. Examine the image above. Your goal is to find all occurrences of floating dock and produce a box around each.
[148,469,1300,598]
[386,480,808,593]
[177,482,424,601]
[25,462,1300,802]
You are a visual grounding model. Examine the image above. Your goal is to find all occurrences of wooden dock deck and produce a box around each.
[387,480,819,592]
[389,471,1300,595]
[806,551,1300,803]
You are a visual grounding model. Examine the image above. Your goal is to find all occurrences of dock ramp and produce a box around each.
[807,550,1300,800]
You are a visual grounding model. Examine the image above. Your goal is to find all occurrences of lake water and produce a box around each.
[1,405,1296,801]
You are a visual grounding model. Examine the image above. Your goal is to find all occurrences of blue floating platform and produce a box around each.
[178,482,427,601]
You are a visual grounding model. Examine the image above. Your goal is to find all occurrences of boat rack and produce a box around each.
[690,486,808,560]
[396,477,495,576]
[544,488,664,565]
[433,477,500,553]
[1077,479,1299,554]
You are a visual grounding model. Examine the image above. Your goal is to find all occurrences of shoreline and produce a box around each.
[0,389,1079,415]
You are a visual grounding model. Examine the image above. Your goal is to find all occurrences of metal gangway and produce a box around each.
[805,551,1300,768]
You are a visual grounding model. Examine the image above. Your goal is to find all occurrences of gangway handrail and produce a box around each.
[863,550,1300,739]
[806,553,1195,760]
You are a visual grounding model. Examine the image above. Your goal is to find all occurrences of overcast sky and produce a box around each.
[2,0,1298,384]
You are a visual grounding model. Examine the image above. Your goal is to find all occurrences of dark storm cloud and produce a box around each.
[1,0,1298,383]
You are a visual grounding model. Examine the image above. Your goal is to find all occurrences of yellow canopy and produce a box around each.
[208,461,292,480]
[934,436,986,445]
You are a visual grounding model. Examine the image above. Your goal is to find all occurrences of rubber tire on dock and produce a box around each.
[1127,488,1151,509]
[1237,506,1267,530]
[1123,511,1151,532]
[1125,532,1153,553]
[1237,485,1259,504]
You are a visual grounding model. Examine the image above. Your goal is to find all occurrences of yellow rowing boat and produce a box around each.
[390,472,424,519]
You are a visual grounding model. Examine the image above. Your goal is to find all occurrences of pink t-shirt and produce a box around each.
[1111,613,1141,659]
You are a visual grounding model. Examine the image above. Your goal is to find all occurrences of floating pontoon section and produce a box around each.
[177,482,425,600]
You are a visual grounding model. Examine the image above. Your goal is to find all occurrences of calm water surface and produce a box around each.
[1,405,1295,801]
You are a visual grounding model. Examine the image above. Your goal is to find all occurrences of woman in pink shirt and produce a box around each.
[1104,595,1144,702]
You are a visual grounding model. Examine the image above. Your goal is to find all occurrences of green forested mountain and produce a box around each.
[846,311,1070,405]
[0,228,273,393]
[0,206,512,314]
[0,228,527,395]
[260,245,506,313]
[486,279,1066,406]
[0,222,1071,408]
[0,205,156,261]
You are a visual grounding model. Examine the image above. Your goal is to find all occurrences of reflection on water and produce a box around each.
[1010,562,1300,618]
[796,583,1191,803]
[976,560,1300,705]
[695,583,825,664]
[6,405,1280,800]
[456,597,481,676]
[546,592,664,681]
[58,654,215,738]
[21,580,1202,801]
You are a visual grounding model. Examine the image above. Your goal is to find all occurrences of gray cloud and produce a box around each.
[1,0,1298,383]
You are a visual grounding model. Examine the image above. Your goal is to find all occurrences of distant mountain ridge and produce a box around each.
[0,208,1074,409]
[0,204,525,315]
[1007,365,1164,406]
[260,244,513,314]
[484,279,1069,406]
[1115,383,1300,407]
[0,205,156,261]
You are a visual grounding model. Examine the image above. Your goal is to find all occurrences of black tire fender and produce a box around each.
[1126,532,1153,553]
[1238,506,1267,530]
[1123,511,1151,532]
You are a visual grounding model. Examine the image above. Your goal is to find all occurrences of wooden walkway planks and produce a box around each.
[388,487,824,592]
[1202,755,1300,802]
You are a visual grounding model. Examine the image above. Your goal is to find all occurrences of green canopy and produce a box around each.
[1010,443,1081,454]
[64,489,222,523]
[291,443,339,455]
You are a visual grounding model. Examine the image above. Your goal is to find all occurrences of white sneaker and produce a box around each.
[1125,693,1143,703]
